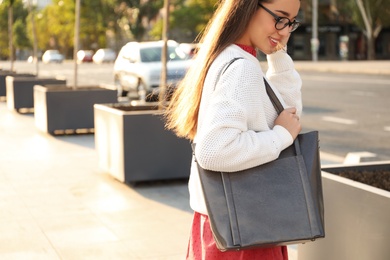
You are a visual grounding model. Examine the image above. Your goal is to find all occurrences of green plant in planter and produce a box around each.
[339,168,390,192]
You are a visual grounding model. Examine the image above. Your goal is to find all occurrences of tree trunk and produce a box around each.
[355,0,376,60]
[159,0,169,108]
[8,5,14,71]
[366,33,376,60]
[28,0,39,76]
[73,0,80,89]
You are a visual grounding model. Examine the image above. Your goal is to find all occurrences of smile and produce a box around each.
[269,37,279,47]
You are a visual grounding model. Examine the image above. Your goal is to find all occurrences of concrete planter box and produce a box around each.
[6,76,66,112]
[298,161,390,260]
[0,71,36,99]
[94,103,192,183]
[34,85,117,134]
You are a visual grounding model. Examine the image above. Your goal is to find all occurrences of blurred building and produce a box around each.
[288,0,390,60]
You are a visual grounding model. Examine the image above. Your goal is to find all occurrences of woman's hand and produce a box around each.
[275,34,291,52]
[274,107,301,139]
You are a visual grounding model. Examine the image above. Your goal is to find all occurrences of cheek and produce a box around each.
[250,12,274,40]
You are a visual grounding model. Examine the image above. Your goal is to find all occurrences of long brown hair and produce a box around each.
[164,0,272,140]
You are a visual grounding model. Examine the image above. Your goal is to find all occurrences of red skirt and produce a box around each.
[186,212,289,260]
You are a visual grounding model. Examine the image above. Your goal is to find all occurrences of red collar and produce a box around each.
[235,44,257,57]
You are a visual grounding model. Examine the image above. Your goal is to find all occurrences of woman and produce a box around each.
[165,0,302,259]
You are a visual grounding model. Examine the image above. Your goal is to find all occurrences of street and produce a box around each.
[1,60,390,162]
[300,71,390,161]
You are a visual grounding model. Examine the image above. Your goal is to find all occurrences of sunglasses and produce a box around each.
[258,3,300,33]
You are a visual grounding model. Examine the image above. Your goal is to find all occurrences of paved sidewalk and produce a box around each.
[0,102,192,259]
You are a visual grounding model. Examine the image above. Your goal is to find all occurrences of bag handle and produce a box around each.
[263,78,302,155]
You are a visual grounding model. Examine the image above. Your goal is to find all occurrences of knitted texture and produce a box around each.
[190,44,302,214]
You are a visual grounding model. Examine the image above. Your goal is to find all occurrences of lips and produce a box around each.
[269,37,279,47]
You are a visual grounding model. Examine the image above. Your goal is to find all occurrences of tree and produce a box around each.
[0,0,29,64]
[171,0,218,41]
[13,18,31,50]
[79,0,114,50]
[346,0,390,59]
[27,0,39,75]
[114,0,163,43]
[150,0,218,42]
[0,2,11,60]
[5,0,15,70]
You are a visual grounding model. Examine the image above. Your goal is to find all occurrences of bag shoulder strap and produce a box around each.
[222,57,243,74]
[213,57,244,90]
[263,78,284,115]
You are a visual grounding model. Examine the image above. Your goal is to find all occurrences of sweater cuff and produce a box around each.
[273,125,294,152]
[266,50,294,74]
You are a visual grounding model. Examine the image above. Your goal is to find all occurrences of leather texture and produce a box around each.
[193,69,325,251]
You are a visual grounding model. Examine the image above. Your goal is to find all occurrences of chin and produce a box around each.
[258,47,274,55]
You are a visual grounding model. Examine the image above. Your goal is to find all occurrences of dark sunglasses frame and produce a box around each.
[258,3,300,33]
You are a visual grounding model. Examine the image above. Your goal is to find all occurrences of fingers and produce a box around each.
[284,107,297,114]
[274,107,301,139]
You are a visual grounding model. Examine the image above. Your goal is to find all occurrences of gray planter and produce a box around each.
[6,76,66,112]
[94,103,192,183]
[298,161,390,260]
[34,85,117,134]
[0,71,36,99]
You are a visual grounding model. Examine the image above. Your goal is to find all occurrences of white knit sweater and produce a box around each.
[191,44,302,215]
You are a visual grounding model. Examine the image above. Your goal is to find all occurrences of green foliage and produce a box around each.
[13,18,31,49]
[0,4,9,58]
[342,0,390,30]
[0,0,28,59]
[79,0,109,49]
[3,0,218,59]
[169,0,218,41]
[117,0,163,41]
[148,0,218,42]
[26,0,76,57]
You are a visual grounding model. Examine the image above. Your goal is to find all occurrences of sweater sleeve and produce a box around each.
[195,58,293,173]
[266,50,302,116]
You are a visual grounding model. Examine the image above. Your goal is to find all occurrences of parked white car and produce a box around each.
[113,40,192,99]
[93,48,116,64]
[42,50,64,64]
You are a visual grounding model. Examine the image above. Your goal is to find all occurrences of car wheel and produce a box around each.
[137,82,148,101]
[115,77,128,97]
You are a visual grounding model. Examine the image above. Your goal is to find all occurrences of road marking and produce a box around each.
[322,116,357,125]
[320,151,345,164]
[385,126,390,132]
[344,151,377,164]
[302,75,390,85]
[350,91,376,97]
